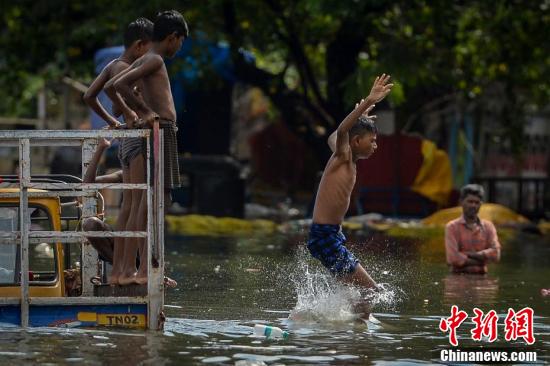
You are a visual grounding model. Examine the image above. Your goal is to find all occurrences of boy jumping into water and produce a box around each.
[308,74,393,290]
[112,10,188,284]
[83,18,153,285]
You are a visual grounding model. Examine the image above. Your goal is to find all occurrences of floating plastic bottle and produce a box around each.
[253,324,289,340]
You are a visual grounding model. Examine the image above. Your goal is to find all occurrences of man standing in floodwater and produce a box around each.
[308,74,393,290]
[445,184,501,274]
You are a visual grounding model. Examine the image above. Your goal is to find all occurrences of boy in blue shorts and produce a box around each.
[308,74,393,290]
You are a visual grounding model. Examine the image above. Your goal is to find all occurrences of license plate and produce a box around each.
[77,312,146,328]
[97,314,146,327]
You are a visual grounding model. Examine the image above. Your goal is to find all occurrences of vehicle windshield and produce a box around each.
[0,205,56,285]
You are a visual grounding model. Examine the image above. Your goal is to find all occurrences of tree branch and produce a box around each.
[325,3,388,120]
[264,0,331,120]
[222,0,334,160]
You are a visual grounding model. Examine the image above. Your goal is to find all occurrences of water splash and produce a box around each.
[364,282,402,308]
[290,264,361,323]
[283,247,403,323]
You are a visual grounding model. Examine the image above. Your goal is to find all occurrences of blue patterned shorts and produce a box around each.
[307,223,359,276]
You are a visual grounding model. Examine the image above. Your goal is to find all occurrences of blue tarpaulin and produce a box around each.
[90,46,124,130]
[90,37,253,130]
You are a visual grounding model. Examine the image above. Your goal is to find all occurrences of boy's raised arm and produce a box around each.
[114,55,164,125]
[83,138,110,184]
[333,74,393,157]
[83,138,123,184]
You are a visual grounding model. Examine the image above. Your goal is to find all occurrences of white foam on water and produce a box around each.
[284,247,403,323]
[289,263,361,323]
[365,282,402,308]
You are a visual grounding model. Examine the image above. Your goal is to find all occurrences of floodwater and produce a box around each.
[0,231,549,365]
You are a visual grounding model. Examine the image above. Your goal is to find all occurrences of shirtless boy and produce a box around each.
[83,17,153,128]
[308,74,393,290]
[83,18,153,285]
[112,10,188,284]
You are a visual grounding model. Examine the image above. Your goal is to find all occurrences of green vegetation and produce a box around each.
[1,1,547,156]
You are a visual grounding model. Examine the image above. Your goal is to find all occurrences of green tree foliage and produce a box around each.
[1,0,547,156]
[0,0,173,116]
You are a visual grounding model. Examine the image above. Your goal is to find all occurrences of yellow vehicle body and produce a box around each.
[0,188,65,297]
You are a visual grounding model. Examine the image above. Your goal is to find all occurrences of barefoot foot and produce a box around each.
[134,273,148,285]
[353,300,372,320]
[118,272,139,286]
